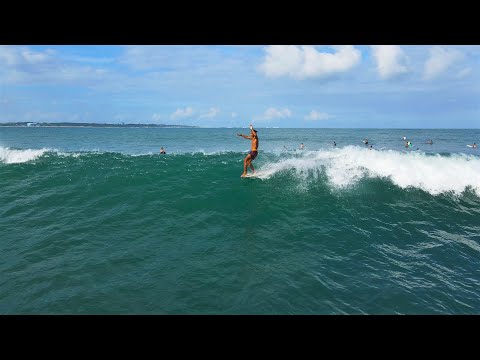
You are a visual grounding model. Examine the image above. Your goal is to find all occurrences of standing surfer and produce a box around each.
[237,124,259,177]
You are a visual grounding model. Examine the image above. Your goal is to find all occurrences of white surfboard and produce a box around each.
[467,145,473,148]
[241,171,265,178]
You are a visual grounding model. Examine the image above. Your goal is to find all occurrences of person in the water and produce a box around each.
[425,139,433,144]
[333,141,336,147]
[160,147,166,154]
[299,143,305,150]
[474,143,478,149]
[364,138,368,145]
[237,125,259,177]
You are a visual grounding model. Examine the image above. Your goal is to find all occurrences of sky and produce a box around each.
[0,45,479,128]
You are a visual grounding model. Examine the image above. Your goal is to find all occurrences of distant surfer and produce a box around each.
[300,143,305,150]
[425,139,433,144]
[402,136,407,141]
[160,147,166,154]
[474,143,478,149]
[333,141,336,147]
[237,124,259,177]
[369,145,373,150]
[363,138,368,145]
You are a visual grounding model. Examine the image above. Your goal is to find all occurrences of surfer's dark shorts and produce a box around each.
[248,151,258,160]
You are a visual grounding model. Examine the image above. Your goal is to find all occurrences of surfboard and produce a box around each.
[467,145,473,148]
[241,171,265,178]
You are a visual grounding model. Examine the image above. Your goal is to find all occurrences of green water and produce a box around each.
[1,128,479,313]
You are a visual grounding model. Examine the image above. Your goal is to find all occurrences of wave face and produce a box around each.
[1,128,480,314]
[2,146,479,196]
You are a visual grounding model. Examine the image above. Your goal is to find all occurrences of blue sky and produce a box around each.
[0,45,479,128]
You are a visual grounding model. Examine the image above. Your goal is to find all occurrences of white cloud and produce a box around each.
[457,67,472,78]
[152,113,162,122]
[171,107,194,119]
[304,110,332,121]
[62,55,115,64]
[0,45,110,85]
[257,107,292,120]
[0,45,54,66]
[371,45,409,79]
[199,107,220,118]
[120,45,233,71]
[423,46,464,80]
[259,45,361,79]
[121,46,170,71]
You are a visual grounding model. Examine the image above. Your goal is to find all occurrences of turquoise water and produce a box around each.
[1,128,479,314]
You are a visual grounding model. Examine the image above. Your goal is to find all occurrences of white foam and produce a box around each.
[0,146,49,164]
[258,146,480,196]
[54,151,83,158]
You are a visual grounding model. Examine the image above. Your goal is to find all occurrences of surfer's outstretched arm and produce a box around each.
[237,134,252,140]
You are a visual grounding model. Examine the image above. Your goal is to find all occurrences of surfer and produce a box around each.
[425,139,433,144]
[474,143,478,149]
[364,138,368,145]
[402,136,407,141]
[333,141,336,147]
[160,147,166,154]
[237,125,259,177]
[300,143,305,150]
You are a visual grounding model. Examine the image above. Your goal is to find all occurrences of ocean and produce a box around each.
[1,127,479,314]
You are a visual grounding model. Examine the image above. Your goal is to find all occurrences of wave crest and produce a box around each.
[0,147,49,164]
[258,146,480,196]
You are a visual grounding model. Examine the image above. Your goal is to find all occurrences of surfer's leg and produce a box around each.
[242,154,251,176]
[249,161,255,173]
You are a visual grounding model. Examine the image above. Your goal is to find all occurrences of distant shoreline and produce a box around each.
[0,122,198,128]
